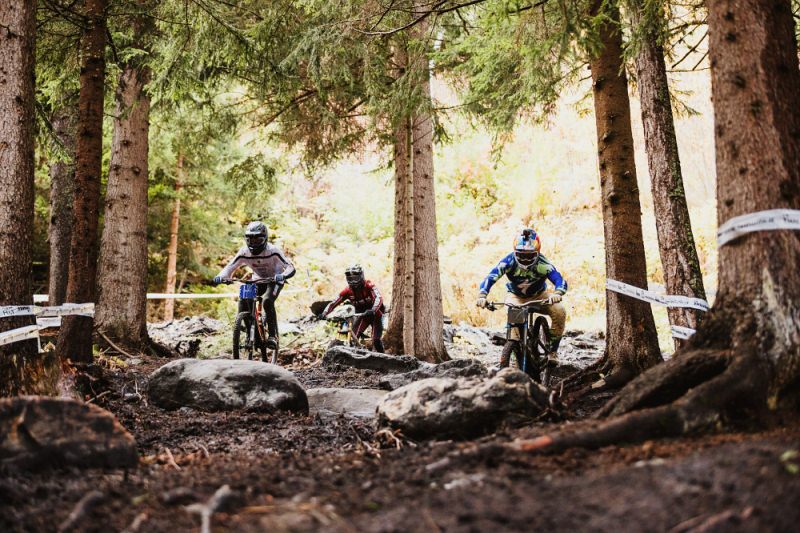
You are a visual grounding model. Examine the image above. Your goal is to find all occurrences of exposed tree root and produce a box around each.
[513,349,767,453]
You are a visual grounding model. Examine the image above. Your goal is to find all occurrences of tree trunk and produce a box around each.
[95,62,151,346]
[57,0,107,364]
[705,0,800,398]
[163,155,184,322]
[410,110,448,362]
[590,0,661,385]
[518,0,800,453]
[47,105,77,306]
[631,3,707,349]
[0,0,38,390]
[385,118,410,354]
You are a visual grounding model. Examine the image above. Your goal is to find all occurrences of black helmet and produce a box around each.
[345,264,365,289]
[245,221,268,253]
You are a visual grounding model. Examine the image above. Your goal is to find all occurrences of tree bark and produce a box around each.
[403,119,417,356]
[385,118,410,354]
[590,0,662,385]
[518,0,800,453]
[95,61,151,346]
[47,104,77,306]
[57,0,107,364]
[0,0,38,389]
[162,154,184,322]
[631,3,707,348]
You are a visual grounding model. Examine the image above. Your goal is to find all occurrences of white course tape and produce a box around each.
[670,325,696,340]
[36,317,62,329]
[0,325,42,347]
[0,302,95,318]
[718,209,800,246]
[605,279,709,312]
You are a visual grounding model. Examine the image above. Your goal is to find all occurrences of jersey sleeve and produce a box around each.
[274,247,296,279]
[547,264,568,294]
[322,287,350,316]
[368,281,383,312]
[479,253,514,295]
[218,249,247,279]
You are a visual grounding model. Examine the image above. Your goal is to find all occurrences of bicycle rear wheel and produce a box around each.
[233,312,253,360]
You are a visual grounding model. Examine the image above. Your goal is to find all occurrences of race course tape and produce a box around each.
[718,209,800,246]
[0,302,95,319]
[670,325,696,340]
[0,325,42,347]
[605,279,709,312]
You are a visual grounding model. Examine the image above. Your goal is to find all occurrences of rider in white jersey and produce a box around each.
[213,222,295,348]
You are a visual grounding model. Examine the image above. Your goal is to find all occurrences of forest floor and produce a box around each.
[3,323,800,533]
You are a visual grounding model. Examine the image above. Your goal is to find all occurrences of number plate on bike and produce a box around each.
[239,284,257,299]
[507,308,527,324]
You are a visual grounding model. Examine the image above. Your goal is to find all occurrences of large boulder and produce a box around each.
[376,369,550,439]
[379,359,487,391]
[0,396,138,470]
[307,388,388,419]
[148,359,308,414]
[322,345,422,373]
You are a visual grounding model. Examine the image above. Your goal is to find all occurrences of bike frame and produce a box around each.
[488,299,550,374]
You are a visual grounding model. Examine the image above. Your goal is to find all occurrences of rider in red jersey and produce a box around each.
[321,265,386,353]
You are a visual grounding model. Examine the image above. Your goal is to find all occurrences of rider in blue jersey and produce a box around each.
[477,229,567,365]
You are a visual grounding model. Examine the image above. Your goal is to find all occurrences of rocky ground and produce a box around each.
[2,316,799,532]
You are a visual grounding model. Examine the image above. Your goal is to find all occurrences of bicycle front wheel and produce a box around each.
[233,312,253,360]
[532,316,552,386]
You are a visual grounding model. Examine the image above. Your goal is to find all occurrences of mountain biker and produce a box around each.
[476,228,567,367]
[213,221,295,349]
[321,265,386,353]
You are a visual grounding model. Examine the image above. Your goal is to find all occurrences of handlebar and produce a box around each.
[222,277,276,285]
[485,299,549,312]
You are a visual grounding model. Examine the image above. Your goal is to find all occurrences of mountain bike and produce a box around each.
[323,304,371,350]
[487,299,556,386]
[224,277,278,364]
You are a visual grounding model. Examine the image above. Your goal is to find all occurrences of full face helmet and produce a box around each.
[345,264,365,289]
[244,221,268,254]
[513,228,541,269]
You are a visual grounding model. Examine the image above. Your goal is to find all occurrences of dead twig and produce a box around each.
[121,512,148,533]
[185,485,236,533]
[58,491,105,533]
[162,447,181,470]
[86,390,111,404]
[98,331,135,359]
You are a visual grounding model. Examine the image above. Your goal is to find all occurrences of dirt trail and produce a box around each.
[2,347,800,532]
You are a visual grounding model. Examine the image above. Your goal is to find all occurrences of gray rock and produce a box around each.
[322,345,422,373]
[376,369,550,439]
[307,388,388,419]
[0,396,138,470]
[148,359,308,414]
[379,359,487,390]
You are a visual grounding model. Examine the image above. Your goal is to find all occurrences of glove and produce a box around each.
[274,273,285,283]
[547,293,563,304]
[212,276,223,285]
[362,309,375,318]
[476,295,488,308]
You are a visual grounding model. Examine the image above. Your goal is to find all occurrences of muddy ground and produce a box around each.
[2,328,800,532]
